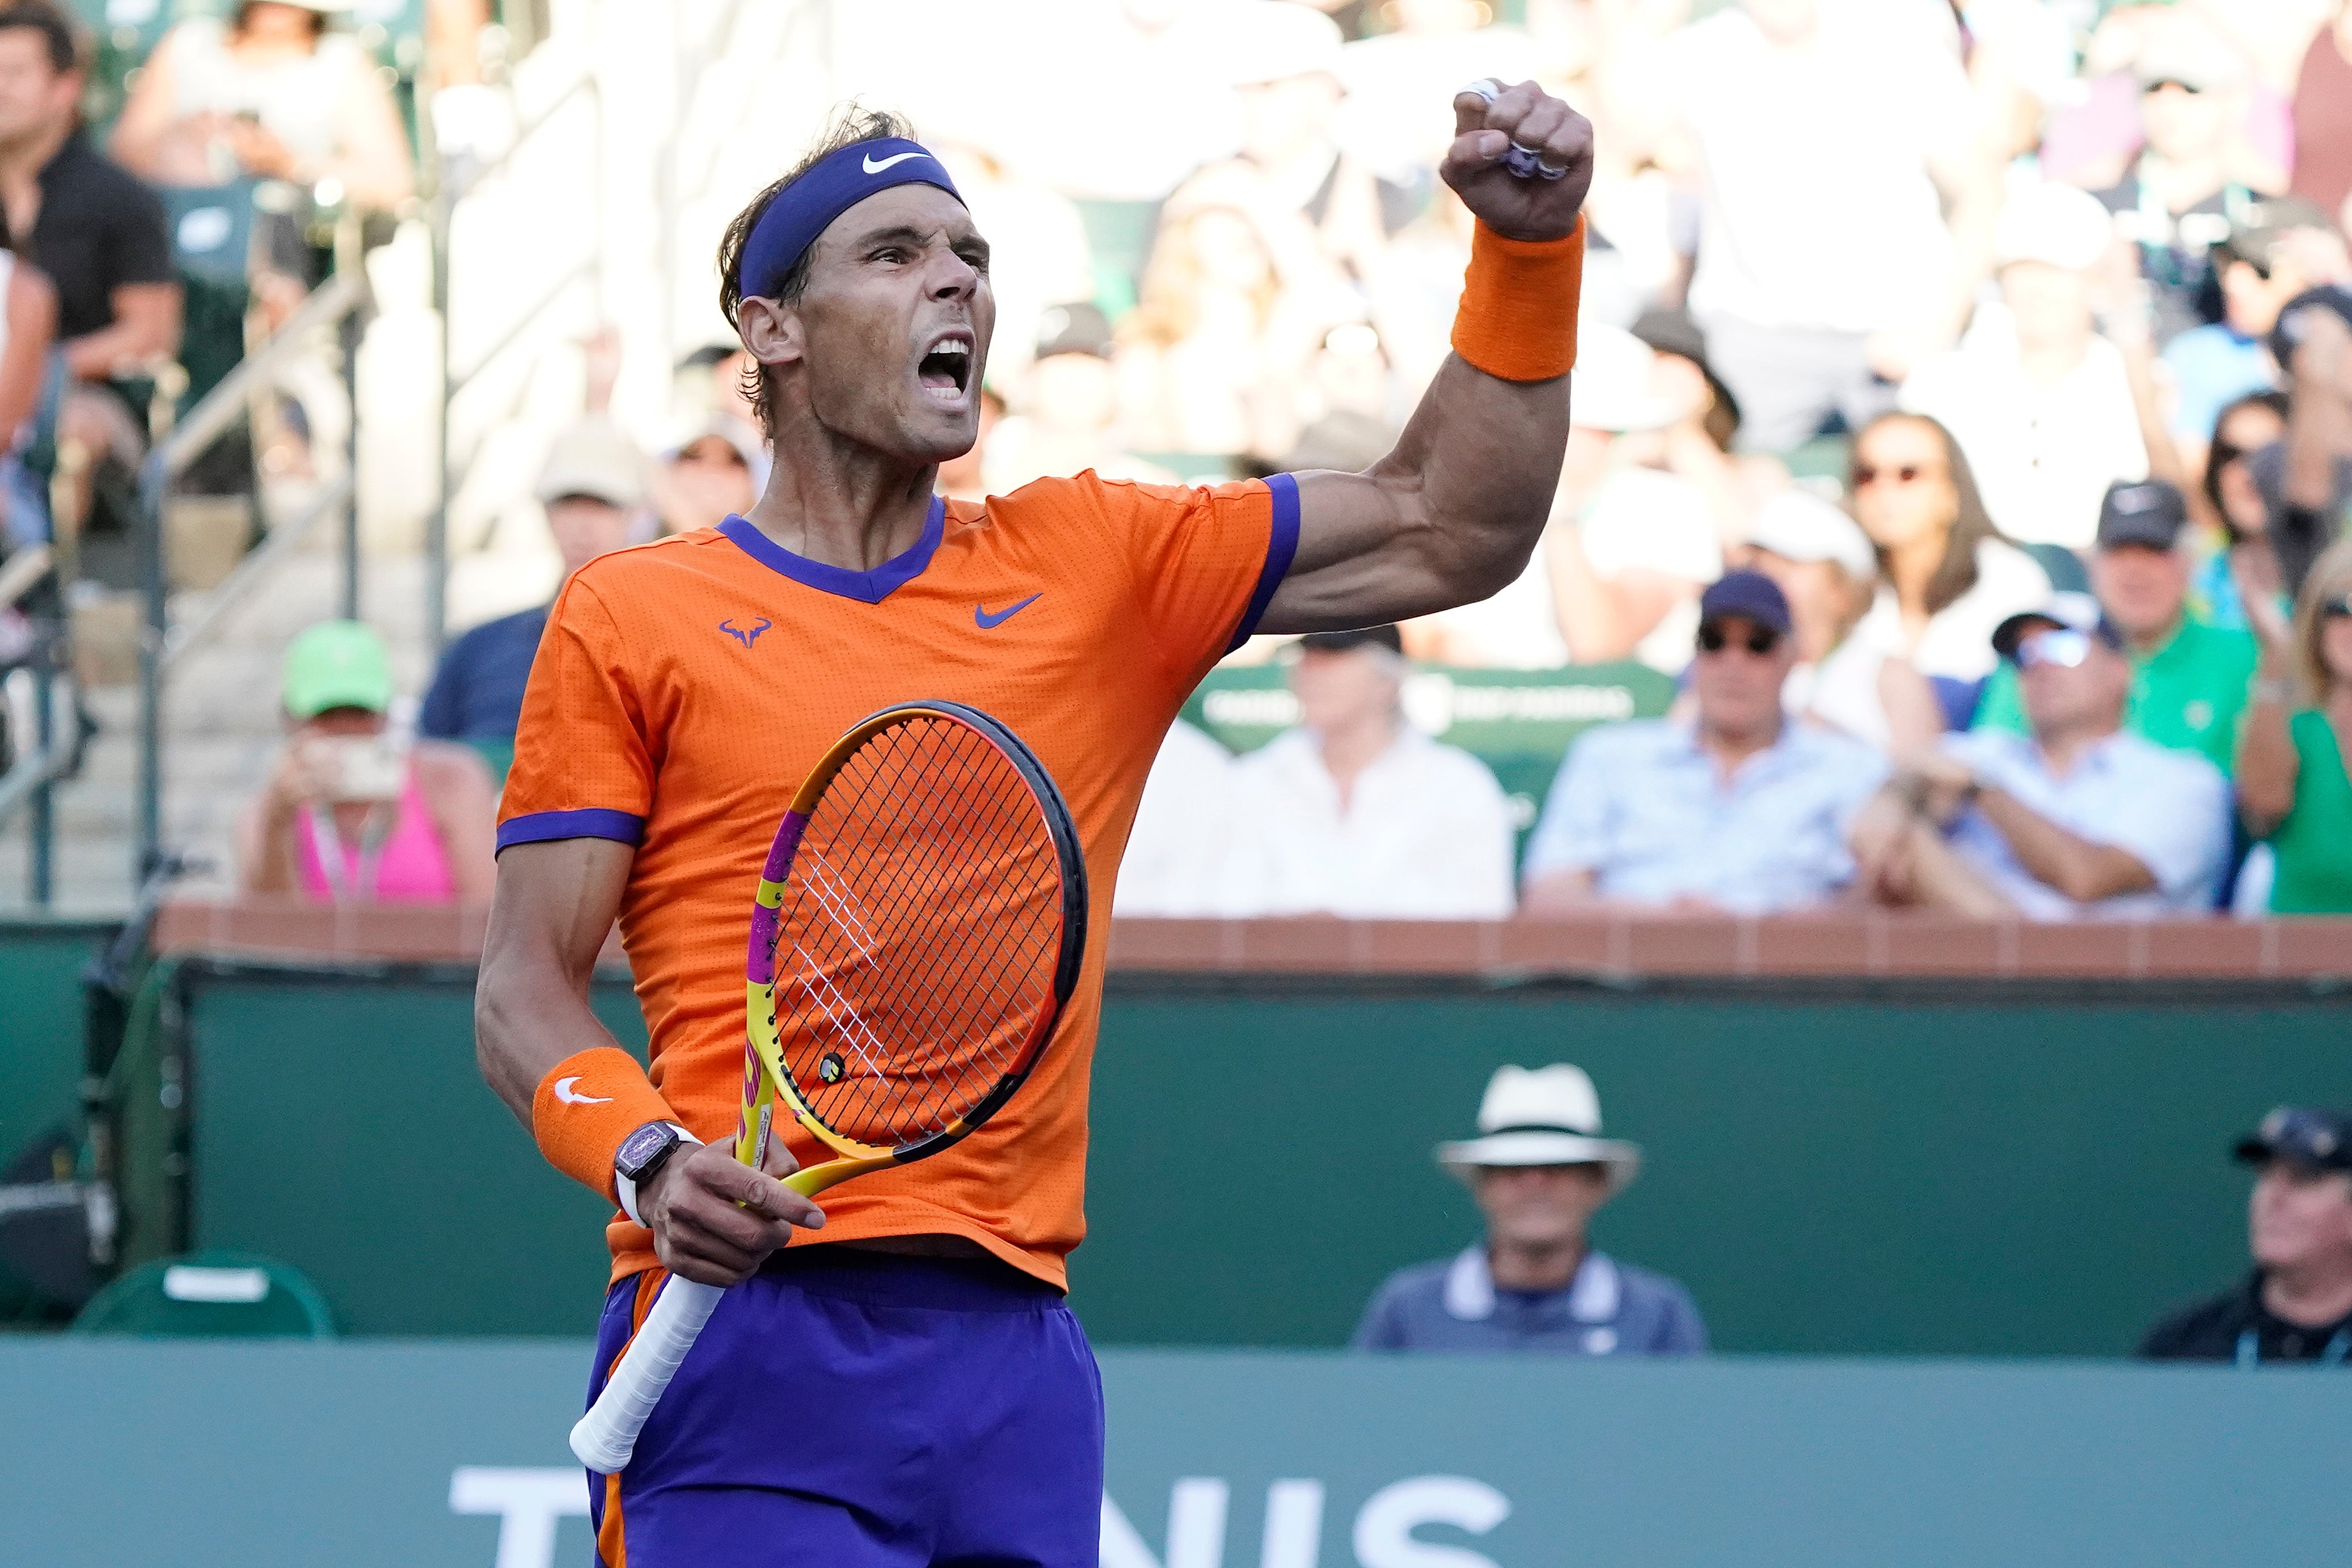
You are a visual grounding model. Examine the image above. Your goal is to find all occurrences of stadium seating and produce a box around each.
[71,1249,335,1338]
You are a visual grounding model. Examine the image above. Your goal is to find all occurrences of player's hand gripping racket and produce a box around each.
[570,699,1087,1473]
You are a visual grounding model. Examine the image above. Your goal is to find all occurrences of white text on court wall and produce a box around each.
[1101,1476,1511,1568]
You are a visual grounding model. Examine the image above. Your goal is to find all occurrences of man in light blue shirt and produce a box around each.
[1353,1064,1705,1356]
[1850,594,2232,919]
[1520,571,1887,914]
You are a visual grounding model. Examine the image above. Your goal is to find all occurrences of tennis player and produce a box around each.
[476,83,1593,1567]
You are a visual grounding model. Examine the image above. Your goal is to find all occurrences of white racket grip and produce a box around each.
[569,1277,724,1473]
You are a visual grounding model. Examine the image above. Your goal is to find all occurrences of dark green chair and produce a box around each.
[71,1249,336,1338]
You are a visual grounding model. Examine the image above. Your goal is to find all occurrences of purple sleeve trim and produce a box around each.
[495,808,646,853]
[1225,472,1302,653]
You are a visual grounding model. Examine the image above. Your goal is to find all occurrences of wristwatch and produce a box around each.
[614,1122,699,1226]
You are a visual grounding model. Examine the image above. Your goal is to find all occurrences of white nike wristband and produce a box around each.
[615,1125,701,1227]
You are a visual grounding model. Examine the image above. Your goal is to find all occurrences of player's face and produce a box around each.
[1473,1164,1609,1250]
[790,185,995,465]
[2249,1161,2352,1274]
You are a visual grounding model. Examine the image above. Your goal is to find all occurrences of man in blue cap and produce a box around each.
[2143,1107,2352,1364]
[1522,570,1887,913]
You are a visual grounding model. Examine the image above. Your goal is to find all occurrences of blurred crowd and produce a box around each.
[28,0,2322,923]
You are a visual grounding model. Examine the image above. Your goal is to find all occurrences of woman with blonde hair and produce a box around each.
[1116,171,1343,458]
[2237,536,2352,915]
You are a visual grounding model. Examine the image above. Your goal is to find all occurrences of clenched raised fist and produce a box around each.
[1444,79,1595,243]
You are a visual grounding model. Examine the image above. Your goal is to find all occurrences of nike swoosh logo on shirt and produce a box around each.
[863,151,927,174]
[974,594,1042,629]
[553,1076,612,1106]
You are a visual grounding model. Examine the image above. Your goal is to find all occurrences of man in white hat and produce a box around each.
[1352,1064,1705,1354]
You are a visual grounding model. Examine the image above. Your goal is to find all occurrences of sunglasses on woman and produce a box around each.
[2322,594,2352,621]
[1696,623,1781,657]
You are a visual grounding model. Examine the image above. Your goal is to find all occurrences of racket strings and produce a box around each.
[793,724,1055,1140]
[765,715,1064,1148]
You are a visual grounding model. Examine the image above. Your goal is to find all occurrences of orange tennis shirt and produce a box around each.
[499,471,1299,1290]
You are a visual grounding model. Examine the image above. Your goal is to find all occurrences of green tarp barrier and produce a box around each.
[155,962,2352,1354]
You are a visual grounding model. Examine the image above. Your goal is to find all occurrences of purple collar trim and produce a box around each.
[717,498,945,605]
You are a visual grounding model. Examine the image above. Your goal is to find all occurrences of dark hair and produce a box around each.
[2201,389,2290,538]
[0,2,80,76]
[715,105,917,440]
[235,1,327,39]
[1850,411,2011,617]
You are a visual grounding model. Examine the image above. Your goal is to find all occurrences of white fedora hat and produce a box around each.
[1436,1064,1642,1194]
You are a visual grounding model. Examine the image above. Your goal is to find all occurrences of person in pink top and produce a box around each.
[236,620,497,903]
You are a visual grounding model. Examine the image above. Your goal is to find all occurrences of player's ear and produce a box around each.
[736,295,806,369]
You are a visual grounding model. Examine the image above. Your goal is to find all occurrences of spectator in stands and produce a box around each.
[1845,412,2052,693]
[1175,4,1412,286]
[1900,179,2151,552]
[2142,1106,2352,1363]
[2289,2,2352,225]
[1848,594,2232,919]
[652,416,760,540]
[985,303,1175,493]
[1352,1063,1705,1355]
[1972,480,2258,775]
[2161,200,2341,471]
[1115,180,1336,458]
[417,422,643,751]
[2251,285,2352,599]
[238,620,497,903]
[111,2,415,217]
[1626,0,2000,450]
[1220,625,1515,919]
[1744,488,1940,755]
[1545,325,1724,674]
[0,3,178,498]
[2193,391,2292,627]
[1521,572,1886,914]
[2237,538,2352,914]
[2094,44,2269,346]
[0,217,54,546]
[1113,719,1236,918]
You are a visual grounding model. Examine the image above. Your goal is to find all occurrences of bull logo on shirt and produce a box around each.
[720,617,772,649]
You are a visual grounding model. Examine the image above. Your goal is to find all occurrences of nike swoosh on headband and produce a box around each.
[554,1076,613,1106]
[863,150,927,174]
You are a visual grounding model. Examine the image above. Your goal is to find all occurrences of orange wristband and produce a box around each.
[1450,214,1585,383]
[532,1046,680,1203]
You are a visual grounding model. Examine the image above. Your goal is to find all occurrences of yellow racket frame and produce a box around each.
[731,700,1084,1199]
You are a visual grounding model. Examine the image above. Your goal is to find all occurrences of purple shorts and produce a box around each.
[586,1248,1103,1567]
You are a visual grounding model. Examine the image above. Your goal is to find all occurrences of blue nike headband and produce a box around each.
[736,138,965,301]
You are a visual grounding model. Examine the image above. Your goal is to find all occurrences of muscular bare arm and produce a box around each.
[1259,81,1591,634]
[478,838,821,1286]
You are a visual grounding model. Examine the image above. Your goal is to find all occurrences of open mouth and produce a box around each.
[918,333,973,400]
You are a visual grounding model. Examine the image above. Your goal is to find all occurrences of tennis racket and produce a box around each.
[569,699,1088,1473]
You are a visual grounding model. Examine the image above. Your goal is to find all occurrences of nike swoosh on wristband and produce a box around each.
[554,1076,613,1106]
[862,151,926,174]
[974,593,1042,629]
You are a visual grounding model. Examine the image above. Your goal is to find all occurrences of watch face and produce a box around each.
[616,1123,676,1178]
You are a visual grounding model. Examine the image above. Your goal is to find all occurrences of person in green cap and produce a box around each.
[1971,479,2257,776]
[234,620,497,903]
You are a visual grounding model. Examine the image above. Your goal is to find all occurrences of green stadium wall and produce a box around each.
[134,960,2352,1354]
